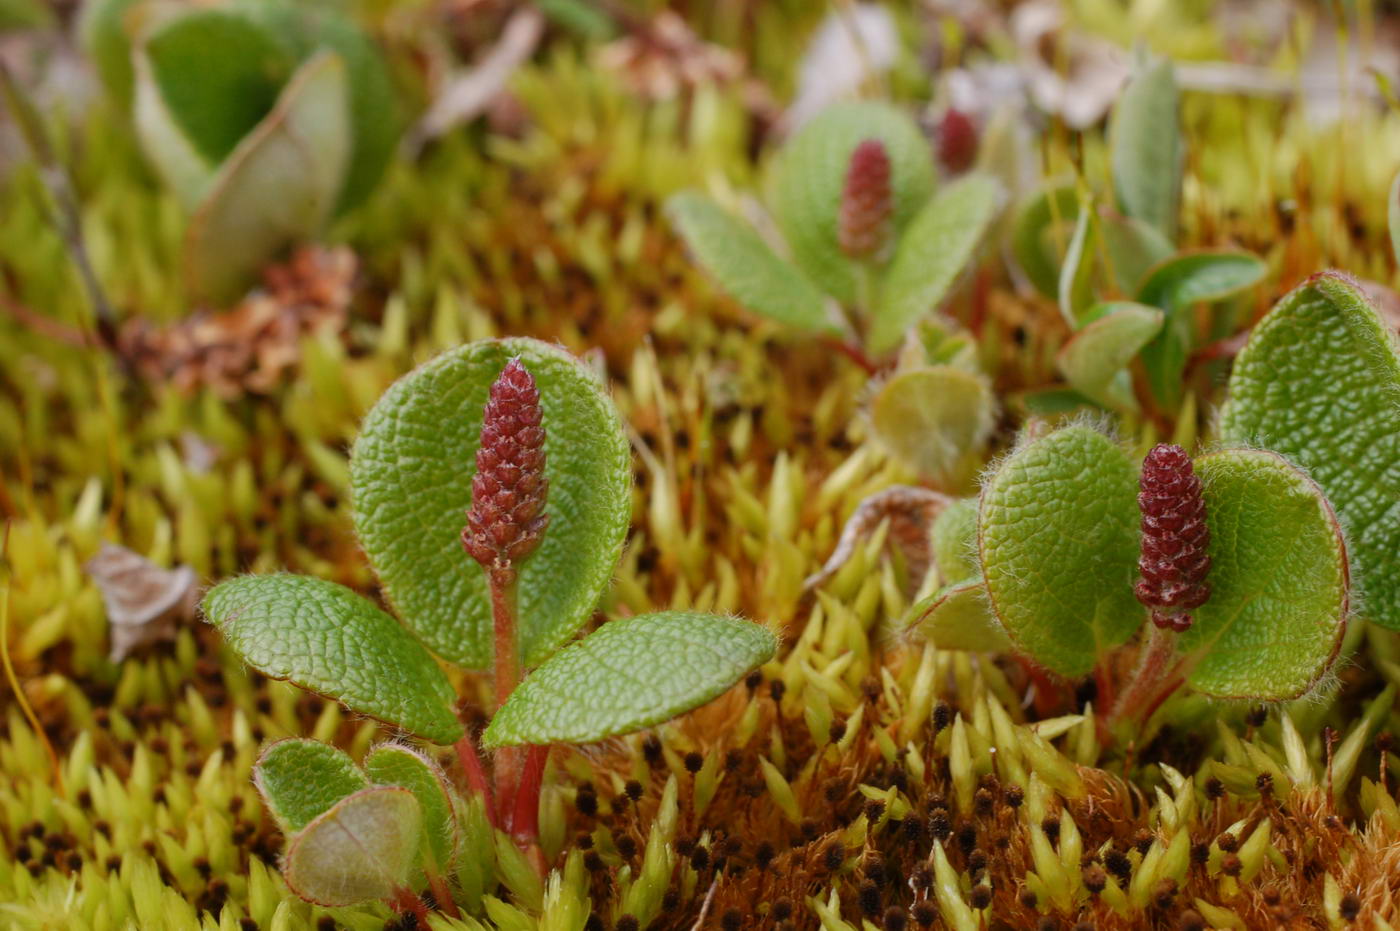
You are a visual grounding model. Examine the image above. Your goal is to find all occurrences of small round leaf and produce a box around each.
[905,578,1011,653]
[352,338,631,670]
[482,612,778,748]
[869,366,995,482]
[1056,302,1163,412]
[283,786,422,907]
[364,743,459,871]
[255,738,368,834]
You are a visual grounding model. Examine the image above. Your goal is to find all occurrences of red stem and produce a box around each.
[823,336,881,375]
[510,744,549,845]
[1106,626,1185,731]
[490,569,521,709]
[454,735,498,827]
[425,864,461,919]
[391,887,432,925]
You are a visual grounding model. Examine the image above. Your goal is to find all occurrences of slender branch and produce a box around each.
[511,744,549,844]
[489,568,521,708]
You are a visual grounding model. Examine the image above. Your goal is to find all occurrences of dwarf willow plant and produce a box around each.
[910,271,1400,735]
[202,338,776,914]
[666,101,1002,363]
[1014,58,1266,416]
[80,0,397,305]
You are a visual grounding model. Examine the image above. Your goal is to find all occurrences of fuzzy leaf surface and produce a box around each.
[353,338,631,669]
[1220,272,1400,630]
[906,578,1011,652]
[1179,449,1347,699]
[870,174,1001,353]
[1137,251,1265,407]
[483,613,777,747]
[254,738,367,834]
[1109,59,1181,240]
[978,426,1142,676]
[203,574,463,744]
[931,497,979,584]
[1057,302,1163,411]
[183,51,349,306]
[771,101,935,305]
[283,787,422,907]
[665,191,835,333]
[869,366,994,481]
[364,744,459,870]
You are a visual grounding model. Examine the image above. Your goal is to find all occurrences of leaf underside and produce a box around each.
[483,612,778,747]
[254,738,367,834]
[1221,271,1400,631]
[869,366,995,481]
[352,337,632,670]
[203,574,463,744]
[978,425,1143,677]
[364,743,459,870]
[1057,302,1163,412]
[283,786,422,907]
[906,578,1012,653]
[1180,449,1347,700]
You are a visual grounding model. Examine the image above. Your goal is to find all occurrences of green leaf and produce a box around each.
[482,612,777,748]
[183,51,350,306]
[978,426,1143,677]
[905,578,1012,653]
[202,574,464,744]
[78,0,142,109]
[1109,59,1181,240]
[870,174,1001,354]
[1011,184,1079,299]
[365,743,459,871]
[283,787,422,907]
[1100,214,1174,296]
[930,497,979,584]
[1056,302,1164,412]
[770,101,936,306]
[1136,251,1266,408]
[254,738,367,834]
[1220,271,1400,630]
[665,191,836,334]
[1056,198,1097,327]
[141,9,293,165]
[352,337,632,670]
[1391,171,1400,269]
[868,366,995,481]
[1179,449,1348,699]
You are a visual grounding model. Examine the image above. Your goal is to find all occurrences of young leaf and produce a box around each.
[665,191,836,334]
[364,744,460,871]
[978,426,1143,677]
[1099,214,1174,296]
[1056,302,1163,412]
[283,787,422,907]
[1136,251,1266,408]
[1056,199,1097,327]
[254,739,368,834]
[202,574,464,744]
[869,366,995,482]
[870,174,1001,353]
[140,9,292,165]
[1011,184,1080,299]
[771,101,936,306]
[1220,271,1400,631]
[482,612,777,747]
[352,338,631,669]
[930,497,979,585]
[1109,59,1181,240]
[1179,449,1347,699]
[184,51,350,306]
[905,578,1012,653]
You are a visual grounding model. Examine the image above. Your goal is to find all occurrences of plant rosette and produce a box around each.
[203,337,776,915]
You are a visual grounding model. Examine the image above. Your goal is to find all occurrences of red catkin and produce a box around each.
[462,359,549,582]
[936,107,978,174]
[838,139,893,259]
[1135,444,1211,632]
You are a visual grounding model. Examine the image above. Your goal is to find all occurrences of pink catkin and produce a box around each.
[838,139,893,259]
[462,359,549,580]
[1135,444,1211,632]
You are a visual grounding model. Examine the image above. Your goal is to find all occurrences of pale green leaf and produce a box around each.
[283,787,422,907]
[1100,213,1174,296]
[352,337,631,669]
[1221,271,1400,630]
[870,174,1001,353]
[771,101,936,305]
[365,743,459,871]
[78,0,142,109]
[1057,198,1097,327]
[254,738,367,834]
[1056,302,1163,412]
[931,497,979,585]
[869,366,994,481]
[905,578,1011,653]
[483,613,777,747]
[978,426,1143,676]
[184,51,350,306]
[665,191,835,333]
[1137,251,1266,408]
[202,574,464,744]
[1180,449,1348,699]
[1109,59,1181,240]
[1011,184,1079,299]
